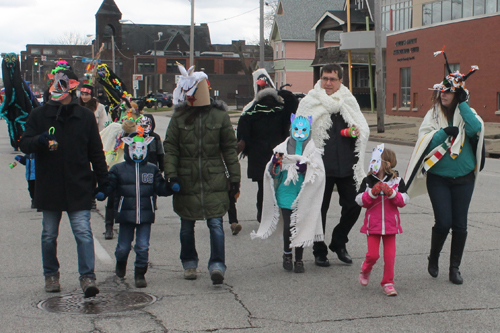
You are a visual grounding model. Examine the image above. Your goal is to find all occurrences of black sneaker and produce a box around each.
[283,253,293,271]
[314,256,330,267]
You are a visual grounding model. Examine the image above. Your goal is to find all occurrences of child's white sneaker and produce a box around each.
[359,271,370,286]
[382,283,397,296]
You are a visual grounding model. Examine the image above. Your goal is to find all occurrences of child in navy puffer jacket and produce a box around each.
[355,144,409,296]
[96,128,175,288]
[15,153,36,208]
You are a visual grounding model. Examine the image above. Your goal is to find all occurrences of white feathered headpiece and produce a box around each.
[172,63,209,105]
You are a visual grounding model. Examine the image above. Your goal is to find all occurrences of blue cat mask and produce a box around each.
[290,114,312,142]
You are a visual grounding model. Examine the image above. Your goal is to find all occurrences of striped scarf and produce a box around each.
[423,136,463,172]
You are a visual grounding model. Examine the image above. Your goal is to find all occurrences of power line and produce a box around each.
[203,6,259,24]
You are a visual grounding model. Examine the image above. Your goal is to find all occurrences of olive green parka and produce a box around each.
[164,102,240,220]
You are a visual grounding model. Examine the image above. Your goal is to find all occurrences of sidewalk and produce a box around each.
[227,110,500,158]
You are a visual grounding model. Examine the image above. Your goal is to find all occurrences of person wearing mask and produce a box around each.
[164,64,240,284]
[405,50,483,285]
[20,69,108,297]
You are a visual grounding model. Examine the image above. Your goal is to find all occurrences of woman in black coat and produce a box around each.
[237,88,290,222]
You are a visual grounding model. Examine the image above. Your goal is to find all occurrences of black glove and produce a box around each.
[229,182,240,199]
[455,87,468,104]
[443,126,459,138]
[168,177,180,192]
[38,131,50,146]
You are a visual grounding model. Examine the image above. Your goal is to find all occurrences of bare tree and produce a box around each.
[264,0,279,36]
[49,32,92,45]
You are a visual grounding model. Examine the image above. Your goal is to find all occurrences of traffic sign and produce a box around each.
[133,74,143,81]
[82,58,101,63]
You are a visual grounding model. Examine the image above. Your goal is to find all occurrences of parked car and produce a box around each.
[142,93,173,108]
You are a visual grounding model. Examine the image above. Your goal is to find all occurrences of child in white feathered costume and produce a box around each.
[251,115,325,273]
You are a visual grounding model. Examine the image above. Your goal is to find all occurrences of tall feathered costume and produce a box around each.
[0,53,40,150]
[96,64,131,121]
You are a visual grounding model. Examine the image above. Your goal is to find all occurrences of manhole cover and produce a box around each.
[37,291,157,314]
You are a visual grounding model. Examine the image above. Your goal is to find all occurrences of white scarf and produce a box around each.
[251,138,325,248]
[404,104,484,198]
[296,82,370,189]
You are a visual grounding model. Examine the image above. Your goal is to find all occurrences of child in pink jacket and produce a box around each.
[355,144,409,296]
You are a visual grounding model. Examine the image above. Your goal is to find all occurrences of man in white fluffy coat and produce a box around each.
[296,63,369,267]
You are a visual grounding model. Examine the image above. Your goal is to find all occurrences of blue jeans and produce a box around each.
[41,210,95,279]
[115,223,151,268]
[426,172,475,234]
[180,217,226,273]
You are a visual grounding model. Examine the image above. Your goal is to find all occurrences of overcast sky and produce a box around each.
[0,0,272,54]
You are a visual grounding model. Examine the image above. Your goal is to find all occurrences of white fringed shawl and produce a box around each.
[404,104,484,198]
[250,138,325,248]
[296,82,370,189]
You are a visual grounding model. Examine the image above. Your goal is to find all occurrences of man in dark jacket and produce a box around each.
[296,64,370,267]
[19,70,108,298]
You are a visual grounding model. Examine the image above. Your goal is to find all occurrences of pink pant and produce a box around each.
[361,234,396,286]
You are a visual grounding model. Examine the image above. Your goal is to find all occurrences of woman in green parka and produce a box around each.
[164,66,240,285]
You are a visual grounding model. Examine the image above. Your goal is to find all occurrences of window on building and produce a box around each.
[353,67,369,88]
[393,93,397,108]
[452,0,463,19]
[400,67,411,108]
[463,0,474,17]
[432,2,442,23]
[43,49,53,55]
[31,48,41,55]
[497,92,500,110]
[474,0,485,14]
[138,60,154,73]
[442,0,452,20]
[382,1,413,31]
[196,59,215,74]
[224,60,243,74]
[486,0,497,12]
[448,63,460,75]
[423,3,432,25]
[56,49,68,55]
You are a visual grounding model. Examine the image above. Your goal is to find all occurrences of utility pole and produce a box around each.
[190,0,195,67]
[375,0,385,133]
[111,35,116,72]
[259,0,265,68]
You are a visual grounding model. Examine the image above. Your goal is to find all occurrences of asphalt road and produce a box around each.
[1,114,499,332]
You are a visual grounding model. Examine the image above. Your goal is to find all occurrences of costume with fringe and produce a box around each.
[404,104,484,198]
[0,53,39,149]
[296,82,369,189]
[251,138,325,248]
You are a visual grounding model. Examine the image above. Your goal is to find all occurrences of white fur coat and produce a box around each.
[296,82,370,189]
[250,138,325,248]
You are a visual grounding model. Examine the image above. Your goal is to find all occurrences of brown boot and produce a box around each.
[230,222,242,235]
[45,273,60,292]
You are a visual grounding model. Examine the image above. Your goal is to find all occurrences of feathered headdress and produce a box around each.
[172,63,209,105]
[430,46,479,93]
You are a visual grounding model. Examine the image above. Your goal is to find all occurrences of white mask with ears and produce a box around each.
[121,135,154,162]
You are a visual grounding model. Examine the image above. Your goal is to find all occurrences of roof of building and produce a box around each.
[96,0,121,16]
[120,23,211,53]
[271,0,343,42]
